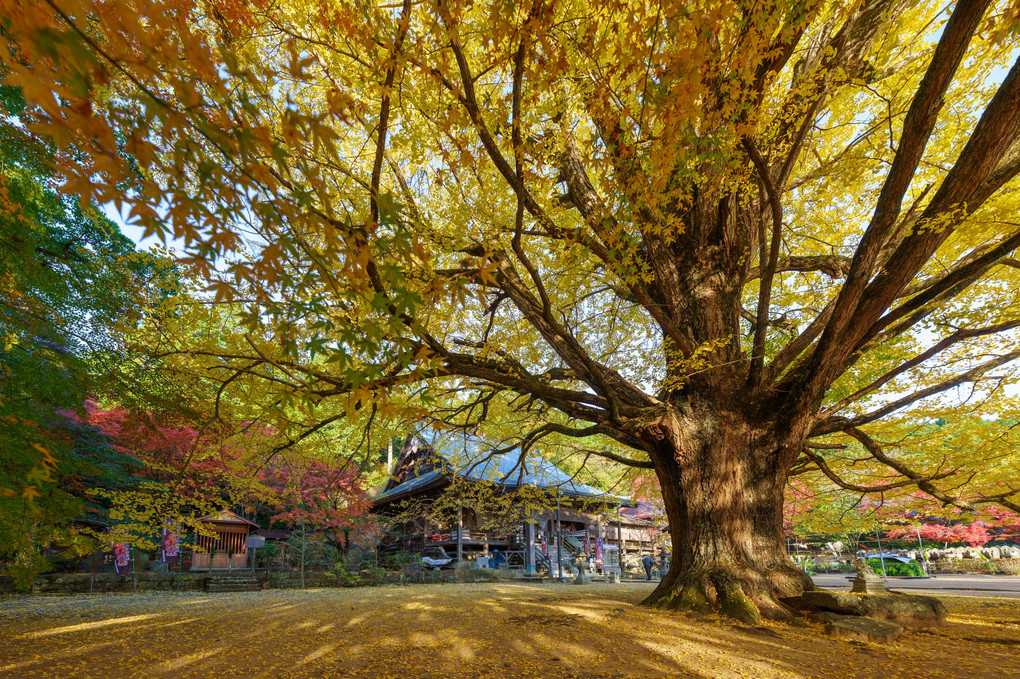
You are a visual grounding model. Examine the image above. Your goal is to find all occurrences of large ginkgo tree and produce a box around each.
[4,0,1020,621]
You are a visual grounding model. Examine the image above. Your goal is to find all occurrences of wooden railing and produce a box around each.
[425,530,510,543]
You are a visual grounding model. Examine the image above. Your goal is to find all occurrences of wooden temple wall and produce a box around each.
[191,525,249,569]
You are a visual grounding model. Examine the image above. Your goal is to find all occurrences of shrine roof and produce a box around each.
[371,429,630,507]
[196,509,260,528]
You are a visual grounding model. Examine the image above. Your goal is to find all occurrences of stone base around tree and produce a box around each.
[808,610,848,625]
[785,590,948,628]
[825,617,904,643]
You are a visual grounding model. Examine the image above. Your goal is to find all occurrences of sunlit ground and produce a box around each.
[1,583,1018,678]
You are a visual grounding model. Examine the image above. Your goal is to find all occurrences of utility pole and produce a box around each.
[915,524,930,575]
[874,530,888,580]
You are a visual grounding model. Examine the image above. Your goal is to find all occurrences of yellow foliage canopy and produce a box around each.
[3,0,1020,519]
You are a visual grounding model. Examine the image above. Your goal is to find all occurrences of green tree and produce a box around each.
[0,81,169,583]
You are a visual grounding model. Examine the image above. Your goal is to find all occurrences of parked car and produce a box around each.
[421,545,455,569]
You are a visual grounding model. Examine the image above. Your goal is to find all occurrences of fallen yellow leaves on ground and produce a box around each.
[0,583,1017,678]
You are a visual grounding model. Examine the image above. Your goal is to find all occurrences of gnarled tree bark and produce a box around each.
[638,407,812,623]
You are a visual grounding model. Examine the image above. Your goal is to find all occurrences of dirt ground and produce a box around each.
[0,582,1018,678]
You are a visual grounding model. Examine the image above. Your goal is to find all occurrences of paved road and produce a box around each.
[811,573,1020,598]
[610,574,1020,598]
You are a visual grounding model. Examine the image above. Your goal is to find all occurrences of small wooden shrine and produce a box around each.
[191,510,259,570]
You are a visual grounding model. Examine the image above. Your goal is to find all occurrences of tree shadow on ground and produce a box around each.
[0,584,1018,678]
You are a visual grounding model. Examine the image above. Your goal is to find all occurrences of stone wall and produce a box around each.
[263,572,335,588]
[8,566,533,594]
[933,558,1020,575]
[27,573,207,594]
[9,572,328,595]
[924,545,1020,561]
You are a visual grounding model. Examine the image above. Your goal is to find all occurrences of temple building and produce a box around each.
[370,429,662,575]
[190,509,259,570]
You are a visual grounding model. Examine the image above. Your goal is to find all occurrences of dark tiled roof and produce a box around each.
[256,529,292,540]
[372,429,630,506]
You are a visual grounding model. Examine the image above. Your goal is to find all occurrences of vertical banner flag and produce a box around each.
[113,543,130,574]
[162,523,180,564]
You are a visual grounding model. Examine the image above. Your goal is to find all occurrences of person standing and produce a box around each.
[642,553,653,580]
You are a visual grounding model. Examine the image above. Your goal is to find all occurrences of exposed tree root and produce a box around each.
[643,564,812,625]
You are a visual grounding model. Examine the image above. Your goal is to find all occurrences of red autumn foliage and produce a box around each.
[886,505,1020,547]
[885,521,992,547]
[259,459,378,553]
[82,402,243,499]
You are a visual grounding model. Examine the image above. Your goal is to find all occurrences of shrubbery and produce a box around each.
[325,562,361,586]
[383,552,420,570]
[867,558,924,576]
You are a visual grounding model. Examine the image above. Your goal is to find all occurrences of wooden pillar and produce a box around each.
[597,520,603,573]
[555,491,562,579]
[481,509,489,556]
[456,505,463,564]
[617,508,624,574]
[523,510,535,573]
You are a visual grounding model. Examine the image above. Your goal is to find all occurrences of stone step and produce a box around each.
[206,584,262,592]
[205,583,261,591]
[209,577,258,582]
[208,575,259,583]
[207,575,259,583]
[205,574,260,593]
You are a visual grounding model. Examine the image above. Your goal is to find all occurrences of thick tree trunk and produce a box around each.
[641,408,812,624]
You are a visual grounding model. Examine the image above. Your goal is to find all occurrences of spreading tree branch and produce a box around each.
[813,347,1020,435]
[743,136,783,386]
[801,0,992,398]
